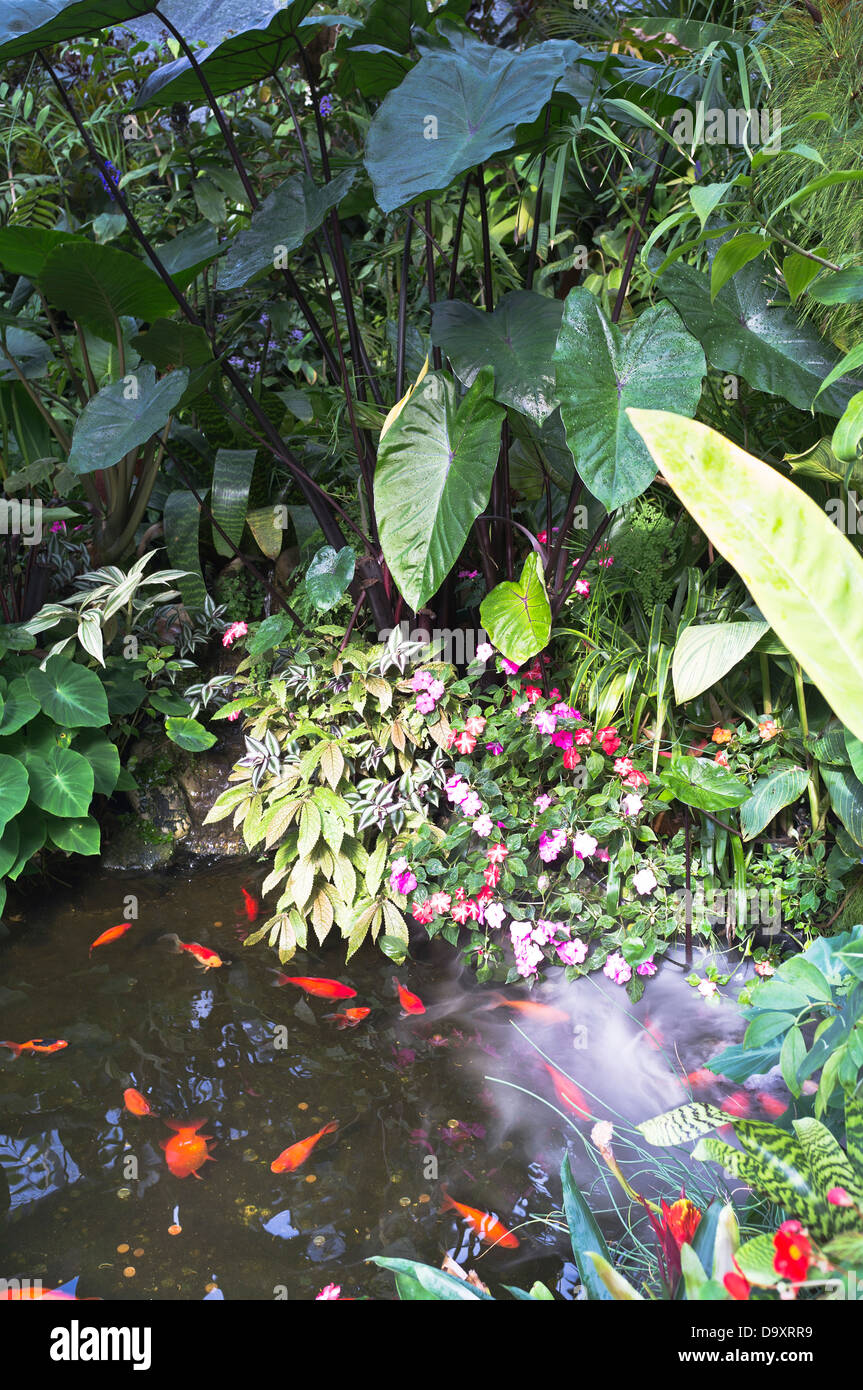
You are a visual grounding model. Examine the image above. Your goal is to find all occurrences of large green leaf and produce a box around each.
[164,716,217,752]
[672,620,768,703]
[639,1102,730,1148]
[163,491,207,609]
[364,25,583,212]
[628,410,863,743]
[821,764,863,846]
[0,227,86,279]
[375,367,504,610]
[0,327,52,382]
[131,319,214,371]
[0,0,155,61]
[739,764,810,841]
[134,0,318,106]
[661,754,750,812]
[0,677,39,734]
[0,754,29,833]
[658,254,863,417]
[45,813,101,856]
[67,364,188,475]
[430,292,563,423]
[560,1154,611,1300]
[218,170,356,291]
[793,1117,863,1209]
[39,242,178,342]
[553,291,705,510]
[305,546,356,612]
[25,744,94,818]
[211,448,256,558]
[5,804,45,879]
[154,223,222,288]
[26,655,109,728]
[0,820,19,878]
[368,1256,493,1300]
[480,551,552,665]
[71,730,120,796]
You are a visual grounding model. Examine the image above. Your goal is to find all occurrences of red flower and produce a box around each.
[664,1197,702,1250]
[773,1221,812,1282]
[453,731,477,754]
[596,727,621,755]
[486,843,508,865]
[562,747,582,770]
[411,899,434,924]
[723,1263,751,1301]
[524,686,542,705]
[483,863,501,888]
[574,728,593,746]
[451,901,474,924]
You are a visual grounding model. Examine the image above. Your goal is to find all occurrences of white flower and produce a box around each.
[621,793,643,818]
[591,1121,614,1149]
[697,978,718,1000]
[572,831,598,859]
[632,866,657,895]
[484,902,506,930]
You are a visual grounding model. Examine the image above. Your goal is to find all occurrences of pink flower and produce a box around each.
[572,831,598,859]
[534,793,554,812]
[637,958,657,977]
[551,729,573,750]
[445,776,468,803]
[486,843,509,865]
[501,658,520,675]
[827,1187,854,1206]
[597,727,621,755]
[412,899,434,924]
[595,847,610,862]
[412,670,433,692]
[460,791,482,817]
[621,793,643,817]
[453,731,477,755]
[475,642,494,662]
[622,767,649,791]
[316,1284,342,1300]
[603,952,631,985]
[557,939,588,966]
[534,710,557,735]
[227,709,241,722]
[222,620,248,648]
[485,740,503,755]
[697,979,718,1000]
[524,686,543,705]
[632,867,657,895]
[428,679,445,701]
[415,691,436,714]
[451,900,474,924]
[614,756,636,780]
[574,579,590,597]
[458,569,479,579]
[465,715,486,737]
[485,902,506,930]
[573,728,593,746]
[532,919,560,945]
[429,892,452,916]
[538,828,568,863]
[754,959,774,977]
[389,857,417,895]
[514,702,529,717]
[473,814,493,837]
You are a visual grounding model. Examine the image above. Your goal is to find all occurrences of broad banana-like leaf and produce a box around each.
[672,620,768,703]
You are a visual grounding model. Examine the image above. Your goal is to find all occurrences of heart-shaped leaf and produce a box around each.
[26,655,109,728]
[0,327,52,382]
[67,364,188,475]
[0,677,39,734]
[165,716,217,752]
[628,409,863,743]
[0,754,29,833]
[131,319,214,370]
[480,551,552,665]
[39,241,179,342]
[219,169,356,291]
[375,367,504,610]
[25,744,94,818]
[71,730,120,796]
[305,546,356,612]
[553,290,705,510]
[0,0,156,61]
[431,292,563,423]
[661,755,750,812]
[45,813,101,855]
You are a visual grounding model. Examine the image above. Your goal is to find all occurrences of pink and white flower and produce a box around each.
[632,867,658,896]
[603,952,631,985]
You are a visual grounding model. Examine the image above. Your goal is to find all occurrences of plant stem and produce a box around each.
[476,162,494,311]
[793,659,822,830]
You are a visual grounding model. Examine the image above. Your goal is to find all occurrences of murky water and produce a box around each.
[0,862,771,1300]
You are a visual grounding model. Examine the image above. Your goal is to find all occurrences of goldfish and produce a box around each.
[722,1090,751,1118]
[686,1068,719,1089]
[89,923,132,955]
[543,1062,591,1118]
[323,1007,371,1029]
[241,887,260,923]
[0,1038,68,1058]
[394,978,425,1015]
[124,1087,156,1117]
[0,1276,84,1301]
[758,1092,789,1118]
[483,993,569,1024]
[274,975,356,1000]
[160,1118,216,1179]
[161,934,226,970]
[440,1190,519,1249]
[271,1120,339,1173]
[641,1014,665,1050]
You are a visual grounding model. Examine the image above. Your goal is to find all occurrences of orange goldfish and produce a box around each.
[758,1092,788,1118]
[543,1062,591,1118]
[241,887,260,923]
[722,1091,751,1118]
[124,1087,156,1117]
[686,1068,719,1089]
[323,1007,371,1029]
[394,978,425,1015]
[161,934,226,970]
[0,1038,68,1058]
[483,994,569,1023]
[641,1014,665,1050]
[440,1190,519,1249]
[271,1120,339,1173]
[89,923,132,955]
[160,1118,216,1179]
[1,1277,84,1300]
[275,975,356,1000]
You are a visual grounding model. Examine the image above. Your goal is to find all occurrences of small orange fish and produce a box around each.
[161,935,225,970]
[641,1014,665,1050]
[271,1120,339,1173]
[722,1090,751,1118]
[0,1038,68,1058]
[89,923,132,955]
[241,887,260,923]
[275,976,356,1000]
[323,1007,371,1029]
[484,993,569,1024]
[440,1190,519,1248]
[394,978,425,1015]
[124,1087,156,1117]
[544,1062,591,1118]
[758,1092,788,1118]
[1,1277,83,1300]
[686,1068,718,1089]
[160,1118,216,1179]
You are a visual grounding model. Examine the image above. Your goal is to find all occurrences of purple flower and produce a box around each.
[97,158,121,200]
[637,958,657,977]
[319,94,334,118]
[485,741,504,756]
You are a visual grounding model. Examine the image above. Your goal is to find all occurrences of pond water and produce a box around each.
[0,861,774,1300]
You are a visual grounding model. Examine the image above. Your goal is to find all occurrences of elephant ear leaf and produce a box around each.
[0,1,156,61]
[638,1102,728,1147]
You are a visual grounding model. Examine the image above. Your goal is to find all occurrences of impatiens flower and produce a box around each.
[714,750,729,767]
[551,729,573,750]
[827,1187,854,1206]
[598,554,614,567]
[603,952,631,985]
[534,794,554,812]
[445,775,468,804]
[538,828,568,863]
[465,715,486,737]
[772,1220,812,1282]
[557,938,588,966]
[458,569,479,579]
[453,731,477,755]
[532,919,559,945]
[759,717,780,741]
[451,900,474,925]
[632,867,657,895]
[412,670,433,691]
[572,831,598,859]
[222,620,248,648]
[596,727,621,755]
[621,793,643,817]
[754,959,775,978]
[411,899,434,924]
[621,767,650,791]
[389,858,417,896]
[573,728,593,746]
[483,863,501,888]
[524,686,542,705]
[429,891,452,916]
[534,710,557,735]
[614,756,636,780]
[428,679,445,701]
[711,726,733,744]
[536,530,548,543]
[415,691,436,714]
[472,814,493,837]
[562,747,582,770]
[487,843,509,865]
[637,957,657,977]
[595,847,610,862]
[227,709,241,722]
[460,791,482,817]
[315,1283,342,1300]
[485,741,504,755]
[514,702,529,717]
[484,902,506,930]
[574,579,590,597]
[697,978,718,1000]
[501,657,520,675]
[474,642,493,662]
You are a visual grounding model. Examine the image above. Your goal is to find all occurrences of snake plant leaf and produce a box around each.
[430,292,563,423]
[375,367,504,611]
[0,0,156,61]
[218,170,356,291]
[134,0,318,106]
[628,410,863,744]
[39,242,178,342]
[163,490,207,609]
[480,552,552,665]
[691,1134,827,1236]
[672,620,768,703]
[67,364,188,475]
[210,448,256,558]
[553,291,705,510]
